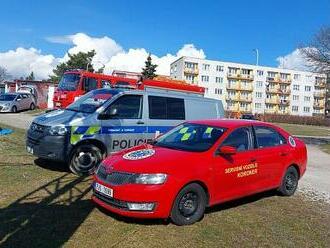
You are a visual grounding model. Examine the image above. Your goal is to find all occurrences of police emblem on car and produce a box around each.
[123,149,155,160]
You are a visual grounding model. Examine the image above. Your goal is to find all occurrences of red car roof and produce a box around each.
[188,119,273,129]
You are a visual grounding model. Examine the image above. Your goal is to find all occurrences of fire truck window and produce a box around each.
[148,96,185,120]
[254,126,286,148]
[221,127,251,152]
[83,78,98,92]
[107,95,142,119]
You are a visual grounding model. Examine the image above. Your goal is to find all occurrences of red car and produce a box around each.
[92,120,307,225]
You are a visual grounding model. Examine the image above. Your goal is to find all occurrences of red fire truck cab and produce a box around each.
[53,70,205,109]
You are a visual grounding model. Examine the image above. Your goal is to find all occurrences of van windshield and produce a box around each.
[155,123,226,152]
[58,73,80,91]
[66,89,120,113]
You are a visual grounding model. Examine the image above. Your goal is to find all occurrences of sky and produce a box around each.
[0,0,329,79]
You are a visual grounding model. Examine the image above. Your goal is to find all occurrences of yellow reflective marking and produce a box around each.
[205,127,213,134]
[181,133,191,141]
[86,126,101,135]
[179,127,189,134]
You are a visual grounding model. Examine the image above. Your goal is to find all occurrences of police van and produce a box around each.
[26,85,224,175]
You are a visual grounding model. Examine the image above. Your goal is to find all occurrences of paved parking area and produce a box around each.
[0,113,34,129]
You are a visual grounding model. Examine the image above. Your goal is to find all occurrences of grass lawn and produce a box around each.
[1,125,330,247]
[320,144,330,154]
[274,122,330,137]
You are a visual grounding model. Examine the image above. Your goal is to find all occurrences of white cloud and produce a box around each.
[0,47,58,80]
[0,33,206,80]
[276,48,311,71]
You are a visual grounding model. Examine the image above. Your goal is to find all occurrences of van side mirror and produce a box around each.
[218,146,236,155]
[98,108,117,120]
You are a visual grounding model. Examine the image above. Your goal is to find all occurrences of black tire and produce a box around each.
[11,106,17,113]
[278,166,299,196]
[170,183,207,225]
[30,103,35,110]
[69,144,104,176]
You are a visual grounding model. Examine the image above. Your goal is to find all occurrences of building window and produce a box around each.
[255,103,262,108]
[216,65,224,72]
[304,96,311,102]
[257,70,264,76]
[294,74,300,80]
[293,85,300,91]
[267,71,277,78]
[303,107,310,113]
[215,88,222,95]
[255,92,262,98]
[292,106,299,112]
[293,95,299,101]
[201,75,209,82]
[215,77,223,83]
[202,64,210,71]
[305,86,311,92]
[256,81,263,88]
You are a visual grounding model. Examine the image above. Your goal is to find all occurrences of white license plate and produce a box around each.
[95,182,113,198]
[27,146,34,154]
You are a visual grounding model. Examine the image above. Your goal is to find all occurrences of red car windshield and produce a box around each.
[155,124,226,152]
[58,73,81,91]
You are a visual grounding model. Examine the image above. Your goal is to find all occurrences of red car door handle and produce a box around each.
[250,158,257,162]
[280,152,288,156]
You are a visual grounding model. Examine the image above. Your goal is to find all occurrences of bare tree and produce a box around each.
[0,66,10,83]
[301,27,330,73]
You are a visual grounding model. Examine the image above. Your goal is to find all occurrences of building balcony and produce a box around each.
[315,82,326,88]
[240,86,254,91]
[279,100,290,105]
[239,96,253,102]
[313,92,326,98]
[184,67,199,75]
[266,88,280,94]
[226,106,240,112]
[278,89,291,95]
[226,96,240,101]
[279,78,292,84]
[313,102,325,108]
[227,72,254,81]
[226,84,241,90]
[264,109,278,114]
[265,98,280,104]
[266,77,280,83]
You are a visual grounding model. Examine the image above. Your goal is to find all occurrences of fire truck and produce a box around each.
[53,70,204,108]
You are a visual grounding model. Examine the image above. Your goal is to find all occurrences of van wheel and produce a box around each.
[278,166,299,196]
[69,144,104,176]
[30,103,35,110]
[170,183,207,225]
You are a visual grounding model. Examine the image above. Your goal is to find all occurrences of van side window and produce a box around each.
[221,127,252,152]
[83,77,98,92]
[107,95,142,119]
[254,126,286,148]
[148,96,185,120]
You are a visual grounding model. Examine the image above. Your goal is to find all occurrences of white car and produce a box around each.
[0,93,36,113]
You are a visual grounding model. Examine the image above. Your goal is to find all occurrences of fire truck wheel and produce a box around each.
[69,144,104,176]
[30,103,35,110]
[170,183,207,226]
[278,166,299,196]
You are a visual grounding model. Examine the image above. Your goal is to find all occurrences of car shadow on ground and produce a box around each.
[0,173,94,248]
[34,158,69,173]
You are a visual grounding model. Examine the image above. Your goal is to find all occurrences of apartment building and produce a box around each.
[170,56,327,117]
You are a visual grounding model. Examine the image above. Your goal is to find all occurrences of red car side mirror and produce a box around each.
[218,146,236,155]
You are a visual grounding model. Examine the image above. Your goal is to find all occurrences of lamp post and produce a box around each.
[253,49,259,66]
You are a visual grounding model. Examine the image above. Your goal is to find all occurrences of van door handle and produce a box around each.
[136,121,145,125]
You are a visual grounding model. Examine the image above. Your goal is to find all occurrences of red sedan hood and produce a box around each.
[102,144,205,174]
